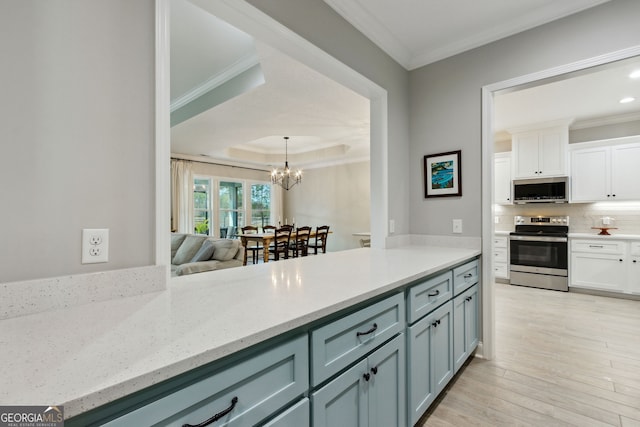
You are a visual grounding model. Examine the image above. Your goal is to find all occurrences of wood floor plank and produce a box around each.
[418,283,640,427]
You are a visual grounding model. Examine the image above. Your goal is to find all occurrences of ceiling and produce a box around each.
[170,0,640,169]
[324,0,611,70]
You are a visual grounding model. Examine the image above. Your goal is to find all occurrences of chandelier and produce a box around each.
[271,136,302,190]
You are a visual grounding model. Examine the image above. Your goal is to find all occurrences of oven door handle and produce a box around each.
[509,235,567,243]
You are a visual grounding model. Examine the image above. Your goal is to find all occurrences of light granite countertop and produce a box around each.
[569,233,640,240]
[0,245,480,418]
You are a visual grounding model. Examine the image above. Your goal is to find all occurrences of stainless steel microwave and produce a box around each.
[512,177,569,204]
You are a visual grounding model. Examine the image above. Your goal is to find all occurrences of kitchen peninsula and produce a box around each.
[0,244,480,426]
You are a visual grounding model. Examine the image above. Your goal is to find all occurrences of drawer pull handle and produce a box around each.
[427,290,440,297]
[363,372,371,381]
[464,273,473,279]
[371,366,378,375]
[356,323,378,337]
[183,396,238,427]
[589,245,604,248]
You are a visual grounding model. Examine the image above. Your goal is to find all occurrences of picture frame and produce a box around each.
[424,150,462,198]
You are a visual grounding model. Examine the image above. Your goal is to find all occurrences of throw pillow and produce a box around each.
[170,233,187,260]
[190,239,215,262]
[210,239,240,261]
[172,235,206,265]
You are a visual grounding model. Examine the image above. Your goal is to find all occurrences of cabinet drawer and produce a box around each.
[493,236,508,248]
[311,292,404,386]
[571,239,625,255]
[453,259,479,295]
[263,398,309,427]
[493,262,508,279]
[493,248,507,263]
[104,335,308,427]
[631,242,640,256]
[407,271,452,324]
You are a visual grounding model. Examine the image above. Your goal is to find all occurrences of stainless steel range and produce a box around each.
[509,215,569,291]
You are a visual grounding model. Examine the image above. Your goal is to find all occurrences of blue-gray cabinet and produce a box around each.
[102,334,308,427]
[453,283,479,373]
[312,334,406,427]
[407,301,453,426]
[263,398,310,427]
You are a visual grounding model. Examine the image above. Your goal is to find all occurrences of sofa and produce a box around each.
[171,233,244,276]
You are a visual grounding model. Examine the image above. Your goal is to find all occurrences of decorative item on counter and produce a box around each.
[592,216,616,235]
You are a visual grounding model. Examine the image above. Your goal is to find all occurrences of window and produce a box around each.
[193,177,274,238]
[251,183,272,228]
[219,181,244,238]
[193,178,212,235]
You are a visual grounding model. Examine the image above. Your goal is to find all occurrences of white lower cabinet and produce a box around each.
[493,236,509,279]
[570,238,640,294]
[407,301,453,426]
[311,334,406,427]
[453,284,479,373]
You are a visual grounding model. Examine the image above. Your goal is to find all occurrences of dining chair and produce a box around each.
[290,226,311,258]
[269,227,292,260]
[241,225,262,264]
[309,225,330,254]
[262,225,276,233]
[279,224,294,231]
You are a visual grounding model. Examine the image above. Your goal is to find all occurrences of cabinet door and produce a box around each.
[407,302,453,426]
[494,154,511,204]
[630,257,640,294]
[312,360,368,427]
[571,146,609,202]
[453,285,479,374]
[512,132,540,178]
[538,128,567,176]
[367,334,406,427]
[570,253,626,292]
[611,143,640,200]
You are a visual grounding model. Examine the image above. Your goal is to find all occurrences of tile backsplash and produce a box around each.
[494,203,640,235]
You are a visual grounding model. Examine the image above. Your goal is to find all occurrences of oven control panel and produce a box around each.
[514,215,569,226]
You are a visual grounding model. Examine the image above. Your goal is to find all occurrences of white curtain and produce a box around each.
[171,159,194,233]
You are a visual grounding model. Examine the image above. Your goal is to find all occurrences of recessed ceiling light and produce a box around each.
[619,97,635,104]
[630,70,640,79]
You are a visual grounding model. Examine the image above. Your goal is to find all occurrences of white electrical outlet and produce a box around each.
[82,229,109,264]
[453,219,463,234]
[389,219,395,234]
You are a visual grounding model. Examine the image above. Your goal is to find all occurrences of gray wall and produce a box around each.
[246,0,410,237]
[0,1,155,282]
[284,161,370,252]
[409,0,640,237]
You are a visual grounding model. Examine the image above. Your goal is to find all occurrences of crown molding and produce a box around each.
[571,111,640,130]
[323,0,411,69]
[170,53,259,112]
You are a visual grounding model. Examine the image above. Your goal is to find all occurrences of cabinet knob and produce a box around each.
[619,259,623,262]
[634,260,637,263]
[363,372,371,382]
[371,366,378,375]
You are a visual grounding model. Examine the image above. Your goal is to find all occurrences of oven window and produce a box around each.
[510,240,567,270]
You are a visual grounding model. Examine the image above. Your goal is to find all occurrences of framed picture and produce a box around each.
[424,150,462,198]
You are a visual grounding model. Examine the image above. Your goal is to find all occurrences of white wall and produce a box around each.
[284,161,370,251]
[0,1,155,283]
[409,0,640,237]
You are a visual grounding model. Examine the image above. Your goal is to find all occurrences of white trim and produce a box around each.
[481,44,640,362]
[156,0,171,279]
[170,53,259,112]
[571,111,640,130]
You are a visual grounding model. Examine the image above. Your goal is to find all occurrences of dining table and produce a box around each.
[236,230,329,265]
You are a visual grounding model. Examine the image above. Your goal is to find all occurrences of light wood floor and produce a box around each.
[420,283,640,427]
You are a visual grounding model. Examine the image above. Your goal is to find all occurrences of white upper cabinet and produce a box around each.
[570,136,640,202]
[494,152,511,204]
[511,125,569,179]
